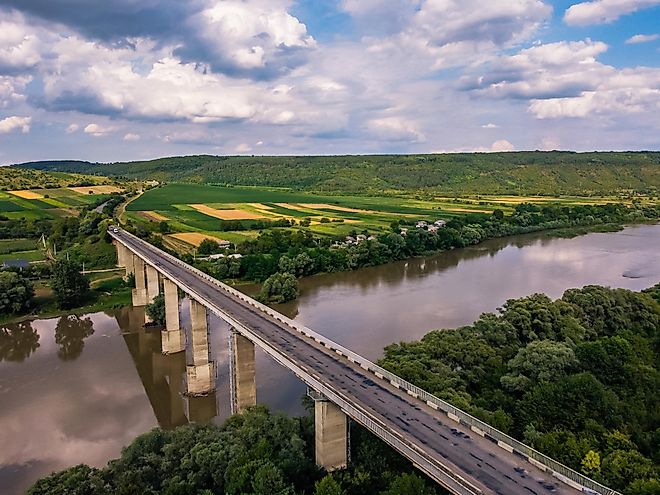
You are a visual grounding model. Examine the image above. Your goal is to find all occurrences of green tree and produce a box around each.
[51,259,90,309]
[0,270,34,314]
[146,293,166,326]
[314,475,344,495]
[28,464,108,495]
[501,340,577,392]
[582,450,601,476]
[258,272,299,303]
[380,473,436,495]
[158,221,170,233]
[198,238,221,255]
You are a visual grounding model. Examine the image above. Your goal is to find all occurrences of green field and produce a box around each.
[125,182,660,251]
[0,165,115,191]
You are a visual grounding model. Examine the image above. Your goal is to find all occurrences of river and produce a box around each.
[1,224,658,494]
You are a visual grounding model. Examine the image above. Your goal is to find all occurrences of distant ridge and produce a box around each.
[14,151,660,196]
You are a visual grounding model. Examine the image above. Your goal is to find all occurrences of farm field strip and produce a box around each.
[169,232,229,246]
[9,190,45,199]
[69,185,123,195]
[190,204,266,220]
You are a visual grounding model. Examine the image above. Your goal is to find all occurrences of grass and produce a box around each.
[0,249,47,262]
[0,238,39,254]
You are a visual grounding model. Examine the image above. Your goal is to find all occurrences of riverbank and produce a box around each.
[0,273,132,325]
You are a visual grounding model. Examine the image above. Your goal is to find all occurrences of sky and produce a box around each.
[0,0,658,164]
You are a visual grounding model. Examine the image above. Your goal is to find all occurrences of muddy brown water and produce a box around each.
[1,224,658,494]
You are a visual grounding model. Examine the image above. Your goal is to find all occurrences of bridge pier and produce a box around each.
[310,390,348,472]
[185,299,215,396]
[230,330,256,413]
[161,278,184,354]
[131,255,148,307]
[144,264,160,324]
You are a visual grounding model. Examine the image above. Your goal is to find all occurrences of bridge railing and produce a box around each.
[112,228,619,495]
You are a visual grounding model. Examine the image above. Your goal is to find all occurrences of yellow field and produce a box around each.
[139,211,169,222]
[190,204,265,220]
[9,190,44,199]
[299,203,367,213]
[70,185,122,195]
[248,203,274,210]
[169,232,227,246]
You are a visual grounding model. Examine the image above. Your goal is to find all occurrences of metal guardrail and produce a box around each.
[110,228,620,495]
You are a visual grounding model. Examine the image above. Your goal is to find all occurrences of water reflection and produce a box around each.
[0,321,39,362]
[55,315,94,361]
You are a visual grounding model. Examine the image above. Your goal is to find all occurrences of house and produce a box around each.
[217,240,231,249]
[345,235,356,243]
[2,259,29,270]
[207,253,226,260]
[434,220,447,228]
[415,221,428,228]
[427,225,439,233]
[367,235,377,241]
[228,253,242,259]
[400,228,408,236]
[356,234,367,242]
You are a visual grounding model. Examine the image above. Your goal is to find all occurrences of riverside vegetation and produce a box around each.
[27,284,660,495]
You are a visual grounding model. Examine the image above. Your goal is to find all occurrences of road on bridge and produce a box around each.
[112,228,592,495]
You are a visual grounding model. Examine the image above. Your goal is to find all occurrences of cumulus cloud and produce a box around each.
[0,115,31,134]
[564,0,660,26]
[625,33,660,44]
[66,123,79,133]
[123,132,140,141]
[0,13,44,73]
[482,123,499,129]
[490,139,515,151]
[177,1,315,79]
[84,123,115,136]
[464,39,660,119]
[366,116,425,142]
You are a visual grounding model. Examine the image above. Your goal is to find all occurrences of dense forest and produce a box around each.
[15,151,660,196]
[380,285,660,495]
[28,284,659,495]
[28,406,441,495]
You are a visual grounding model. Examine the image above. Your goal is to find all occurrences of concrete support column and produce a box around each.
[315,400,348,471]
[185,299,214,396]
[230,330,256,413]
[161,278,184,354]
[132,255,148,307]
[146,264,160,303]
[114,241,125,267]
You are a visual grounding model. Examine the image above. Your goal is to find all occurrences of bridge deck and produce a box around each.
[113,229,587,495]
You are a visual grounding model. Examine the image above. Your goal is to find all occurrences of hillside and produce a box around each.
[14,152,660,196]
[0,166,113,191]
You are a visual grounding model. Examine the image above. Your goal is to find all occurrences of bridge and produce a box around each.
[109,226,619,495]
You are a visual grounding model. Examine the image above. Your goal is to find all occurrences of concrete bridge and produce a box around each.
[110,226,619,495]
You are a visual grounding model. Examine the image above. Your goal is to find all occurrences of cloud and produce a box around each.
[177,1,316,79]
[123,132,140,141]
[0,13,44,73]
[490,139,515,152]
[366,116,425,142]
[463,39,660,119]
[234,143,252,153]
[0,115,31,134]
[482,123,499,129]
[625,33,660,44]
[0,75,30,108]
[84,123,115,136]
[564,0,660,26]
[66,123,79,133]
